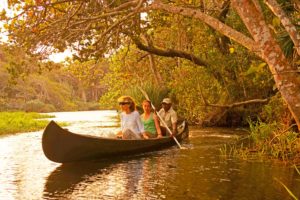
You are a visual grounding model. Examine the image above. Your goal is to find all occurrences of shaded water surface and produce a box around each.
[0,110,299,199]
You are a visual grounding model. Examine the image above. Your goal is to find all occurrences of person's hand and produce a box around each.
[157,134,163,138]
[143,133,149,139]
[116,131,123,139]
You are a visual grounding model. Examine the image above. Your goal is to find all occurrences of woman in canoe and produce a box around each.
[117,96,148,139]
[141,100,162,138]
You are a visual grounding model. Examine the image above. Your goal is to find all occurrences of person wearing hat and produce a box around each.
[158,98,178,136]
[116,96,148,139]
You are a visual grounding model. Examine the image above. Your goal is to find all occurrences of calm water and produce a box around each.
[0,110,299,200]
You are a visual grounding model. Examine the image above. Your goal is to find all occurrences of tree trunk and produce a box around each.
[231,0,300,131]
[141,33,164,85]
[150,0,300,131]
[264,0,300,56]
[148,53,164,85]
[81,90,87,103]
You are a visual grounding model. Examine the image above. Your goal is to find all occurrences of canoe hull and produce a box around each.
[42,120,188,163]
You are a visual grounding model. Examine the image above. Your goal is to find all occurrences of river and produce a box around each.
[0,110,299,199]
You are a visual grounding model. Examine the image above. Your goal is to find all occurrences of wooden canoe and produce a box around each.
[42,120,189,163]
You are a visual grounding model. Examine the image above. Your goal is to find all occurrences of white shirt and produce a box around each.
[120,110,145,134]
[158,107,178,128]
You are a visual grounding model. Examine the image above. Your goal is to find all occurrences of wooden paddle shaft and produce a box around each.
[152,104,183,149]
[138,86,182,149]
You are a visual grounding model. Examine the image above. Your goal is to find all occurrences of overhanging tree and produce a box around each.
[2,0,300,130]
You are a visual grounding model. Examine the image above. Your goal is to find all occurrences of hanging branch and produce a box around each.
[132,36,208,66]
[205,98,269,108]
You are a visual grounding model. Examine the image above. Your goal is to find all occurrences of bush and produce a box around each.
[23,99,56,112]
[0,98,8,111]
[229,119,300,163]
[86,102,100,110]
[260,92,293,126]
[41,104,56,112]
[0,112,50,134]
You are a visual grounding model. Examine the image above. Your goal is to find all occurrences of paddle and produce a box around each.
[138,87,183,149]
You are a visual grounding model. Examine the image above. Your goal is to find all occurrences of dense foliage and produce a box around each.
[0,0,299,163]
[0,44,102,112]
[0,112,54,134]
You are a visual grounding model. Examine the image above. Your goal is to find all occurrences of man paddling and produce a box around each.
[158,98,178,136]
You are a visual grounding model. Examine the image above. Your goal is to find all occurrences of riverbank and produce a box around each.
[0,112,62,135]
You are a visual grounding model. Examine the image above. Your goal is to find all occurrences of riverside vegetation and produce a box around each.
[0,112,67,135]
[0,1,299,165]
[220,93,300,165]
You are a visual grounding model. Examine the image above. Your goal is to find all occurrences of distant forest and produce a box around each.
[0,44,107,112]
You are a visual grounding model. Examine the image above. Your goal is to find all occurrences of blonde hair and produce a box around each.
[118,96,136,112]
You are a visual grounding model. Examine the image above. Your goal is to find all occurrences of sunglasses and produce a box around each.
[119,102,130,105]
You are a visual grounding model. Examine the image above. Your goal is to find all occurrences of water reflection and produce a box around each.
[0,111,300,199]
[0,132,58,200]
[43,152,300,200]
[43,152,178,200]
[43,160,111,199]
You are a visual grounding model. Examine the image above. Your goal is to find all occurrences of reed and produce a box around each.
[275,177,298,200]
[294,164,300,175]
[0,112,57,135]
[222,119,300,164]
[125,83,169,109]
[275,166,300,200]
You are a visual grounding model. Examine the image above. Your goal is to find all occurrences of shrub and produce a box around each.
[260,93,293,126]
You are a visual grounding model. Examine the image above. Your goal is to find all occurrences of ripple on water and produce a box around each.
[1,111,300,199]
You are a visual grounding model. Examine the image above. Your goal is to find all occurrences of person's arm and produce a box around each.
[117,113,124,138]
[171,110,178,135]
[135,111,148,139]
[153,113,162,138]
[172,122,177,135]
[120,113,124,131]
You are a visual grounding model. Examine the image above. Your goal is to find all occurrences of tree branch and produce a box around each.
[206,98,269,108]
[132,37,208,66]
[149,1,260,57]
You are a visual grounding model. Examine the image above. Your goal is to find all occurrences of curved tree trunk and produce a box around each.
[150,0,300,131]
[231,0,300,131]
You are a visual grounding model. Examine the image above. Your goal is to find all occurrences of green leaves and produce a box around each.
[272,17,281,28]
[244,62,267,76]
[0,9,6,20]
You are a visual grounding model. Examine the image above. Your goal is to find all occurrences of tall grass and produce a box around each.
[221,119,300,164]
[0,112,54,135]
[248,120,299,163]
[275,177,298,200]
[125,83,169,109]
[275,165,300,200]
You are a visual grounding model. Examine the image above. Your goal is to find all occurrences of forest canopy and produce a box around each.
[0,0,299,129]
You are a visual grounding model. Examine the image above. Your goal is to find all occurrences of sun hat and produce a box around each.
[118,96,133,103]
[162,98,172,104]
